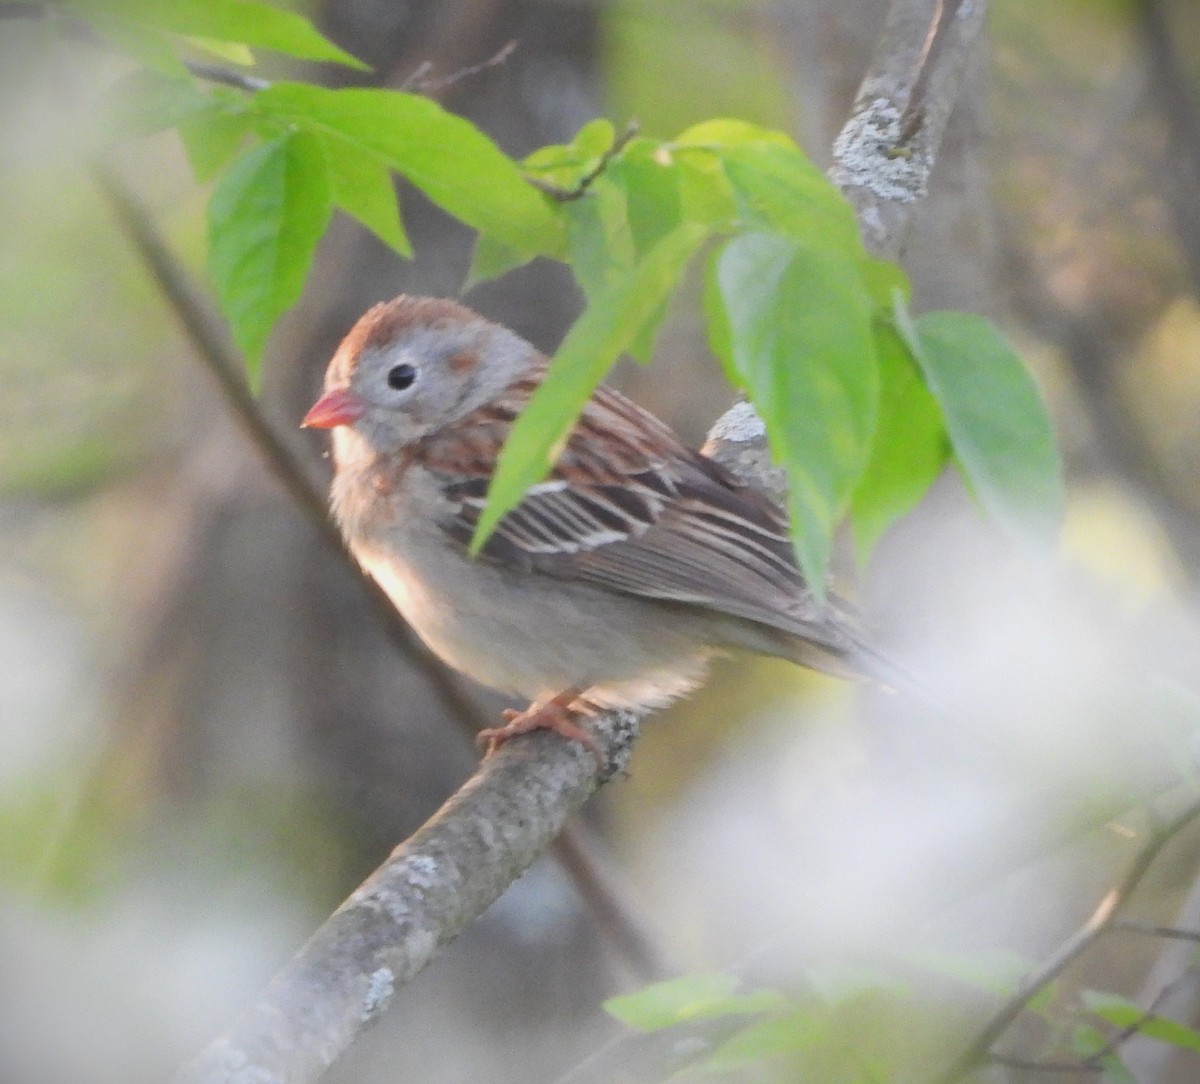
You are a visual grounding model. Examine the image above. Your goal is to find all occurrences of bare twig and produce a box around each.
[184,61,271,93]
[934,795,1200,1084]
[1117,918,1200,944]
[987,970,1196,1074]
[399,39,517,93]
[1121,867,1200,1080]
[92,166,464,700]
[895,0,963,144]
[553,822,672,985]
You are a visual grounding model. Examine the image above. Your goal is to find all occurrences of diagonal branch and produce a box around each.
[987,969,1194,1074]
[175,712,641,1084]
[934,794,1200,1084]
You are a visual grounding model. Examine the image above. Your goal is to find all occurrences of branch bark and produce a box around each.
[176,713,639,1084]
[174,1,989,1080]
[830,0,987,260]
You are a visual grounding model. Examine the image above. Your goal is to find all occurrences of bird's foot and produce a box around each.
[476,691,602,766]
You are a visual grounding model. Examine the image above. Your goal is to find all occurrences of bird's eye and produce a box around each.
[386,363,417,391]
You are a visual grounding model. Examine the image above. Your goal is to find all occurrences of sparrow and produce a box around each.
[302,295,900,758]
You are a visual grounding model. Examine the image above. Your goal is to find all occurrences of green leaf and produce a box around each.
[180,35,256,66]
[895,300,1063,543]
[254,83,565,257]
[703,1008,826,1070]
[565,176,635,300]
[604,974,787,1033]
[523,117,616,192]
[464,235,536,289]
[319,134,410,256]
[1072,1024,1136,1084]
[179,107,252,181]
[859,254,911,308]
[606,136,683,257]
[670,122,797,235]
[208,130,332,381]
[674,147,738,229]
[850,320,948,559]
[68,0,368,69]
[722,142,862,256]
[710,233,878,595]
[572,117,620,158]
[674,118,796,149]
[107,70,216,138]
[1084,991,1200,1053]
[604,144,683,366]
[471,222,707,551]
[911,949,1038,999]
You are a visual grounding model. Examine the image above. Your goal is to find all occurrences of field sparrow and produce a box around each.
[303,295,899,757]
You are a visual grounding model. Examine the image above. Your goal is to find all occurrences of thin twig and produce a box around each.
[526,122,640,202]
[1119,870,1200,1079]
[1117,918,1200,944]
[93,167,331,542]
[935,795,1200,1084]
[93,168,420,653]
[988,970,1196,1074]
[184,61,270,93]
[554,822,671,985]
[400,39,517,93]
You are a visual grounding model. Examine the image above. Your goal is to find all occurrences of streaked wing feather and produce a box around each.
[424,381,849,652]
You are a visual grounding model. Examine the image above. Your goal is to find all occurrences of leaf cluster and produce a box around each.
[605,953,1200,1082]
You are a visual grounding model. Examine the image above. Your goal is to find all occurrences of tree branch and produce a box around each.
[398,38,516,94]
[934,794,1200,1083]
[830,0,987,260]
[176,712,640,1084]
[986,972,1189,1073]
[170,1,990,1080]
[183,62,271,93]
[1136,0,1200,298]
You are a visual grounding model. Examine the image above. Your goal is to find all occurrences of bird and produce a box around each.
[302,294,904,759]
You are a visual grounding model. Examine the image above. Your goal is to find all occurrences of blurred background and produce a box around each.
[3,0,1200,1080]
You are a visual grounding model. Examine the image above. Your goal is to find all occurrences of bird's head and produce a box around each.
[302,295,537,458]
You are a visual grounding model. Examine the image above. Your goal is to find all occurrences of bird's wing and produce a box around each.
[420,381,856,657]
